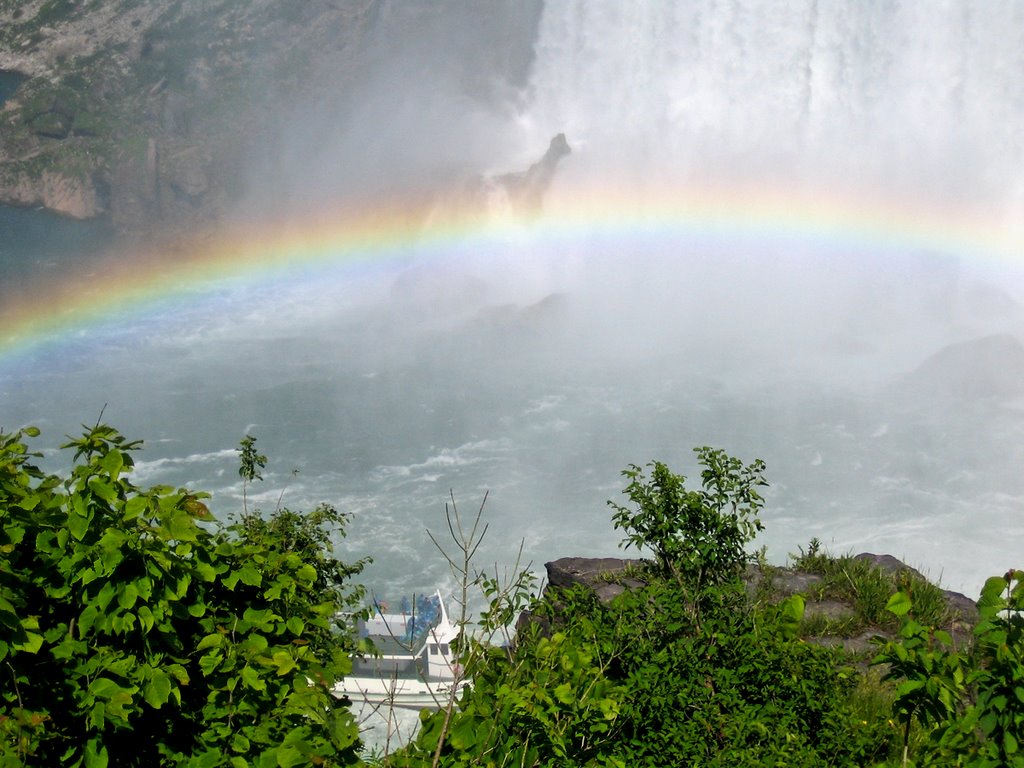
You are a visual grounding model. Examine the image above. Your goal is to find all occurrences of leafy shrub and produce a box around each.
[878,571,1024,766]
[389,452,895,767]
[607,448,766,587]
[0,424,367,766]
[392,577,890,766]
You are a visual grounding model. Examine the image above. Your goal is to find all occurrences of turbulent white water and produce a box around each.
[3,0,1024,603]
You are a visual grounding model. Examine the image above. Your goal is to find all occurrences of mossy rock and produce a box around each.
[20,88,58,119]
[31,111,71,138]
[34,0,82,28]
[71,111,104,137]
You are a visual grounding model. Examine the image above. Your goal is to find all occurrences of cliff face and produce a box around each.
[0,0,381,232]
[0,0,544,240]
[0,166,101,218]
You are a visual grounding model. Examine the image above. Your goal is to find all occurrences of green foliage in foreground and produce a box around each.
[391,456,891,767]
[3,426,1023,767]
[876,571,1024,767]
[0,425,368,767]
[393,583,892,767]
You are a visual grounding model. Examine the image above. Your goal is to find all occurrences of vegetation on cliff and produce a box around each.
[1,425,1021,766]
[0,0,545,231]
[0,0,377,227]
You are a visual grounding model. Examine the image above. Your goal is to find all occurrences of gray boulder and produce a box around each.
[544,556,646,604]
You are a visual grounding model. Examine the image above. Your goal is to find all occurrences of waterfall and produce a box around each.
[521,0,1024,210]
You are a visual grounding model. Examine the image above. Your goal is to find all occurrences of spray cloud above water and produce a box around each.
[3,0,1024,598]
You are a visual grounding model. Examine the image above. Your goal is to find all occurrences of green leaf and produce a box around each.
[84,738,109,768]
[231,733,251,753]
[197,633,224,651]
[89,676,128,699]
[124,495,149,520]
[144,669,172,708]
[241,665,266,691]
[118,583,138,610]
[198,652,223,676]
[191,749,223,768]
[886,591,913,617]
[166,663,189,685]
[242,634,269,653]
[274,746,306,768]
[272,650,298,676]
[237,565,262,587]
[12,631,43,654]
[13,618,43,655]
[777,594,805,640]
[195,559,218,581]
[99,449,124,477]
[79,603,100,636]
[243,607,275,629]
[896,679,925,697]
[69,494,90,541]
[979,576,1010,614]
[137,605,155,632]
[88,701,106,730]
[448,716,480,751]
[553,682,574,705]
[88,477,118,504]
[168,512,199,542]
[95,581,117,611]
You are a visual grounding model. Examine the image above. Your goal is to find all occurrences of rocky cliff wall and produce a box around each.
[0,0,544,241]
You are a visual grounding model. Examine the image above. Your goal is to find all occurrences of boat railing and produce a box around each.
[349,591,460,682]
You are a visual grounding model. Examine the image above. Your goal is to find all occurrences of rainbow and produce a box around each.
[2,180,1022,362]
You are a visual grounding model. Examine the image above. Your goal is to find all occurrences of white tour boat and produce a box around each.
[335,592,463,710]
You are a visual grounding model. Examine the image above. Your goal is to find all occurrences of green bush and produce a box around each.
[0,424,368,766]
[392,576,890,766]
[389,451,893,767]
[8,426,1019,768]
[877,571,1024,766]
[607,448,766,586]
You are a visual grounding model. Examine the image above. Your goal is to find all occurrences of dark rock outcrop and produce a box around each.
[492,133,571,215]
[0,168,104,219]
[515,557,644,641]
[899,334,1024,401]
[852,552,929,580]
[527,553,979,657]
[544,556,646,604]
